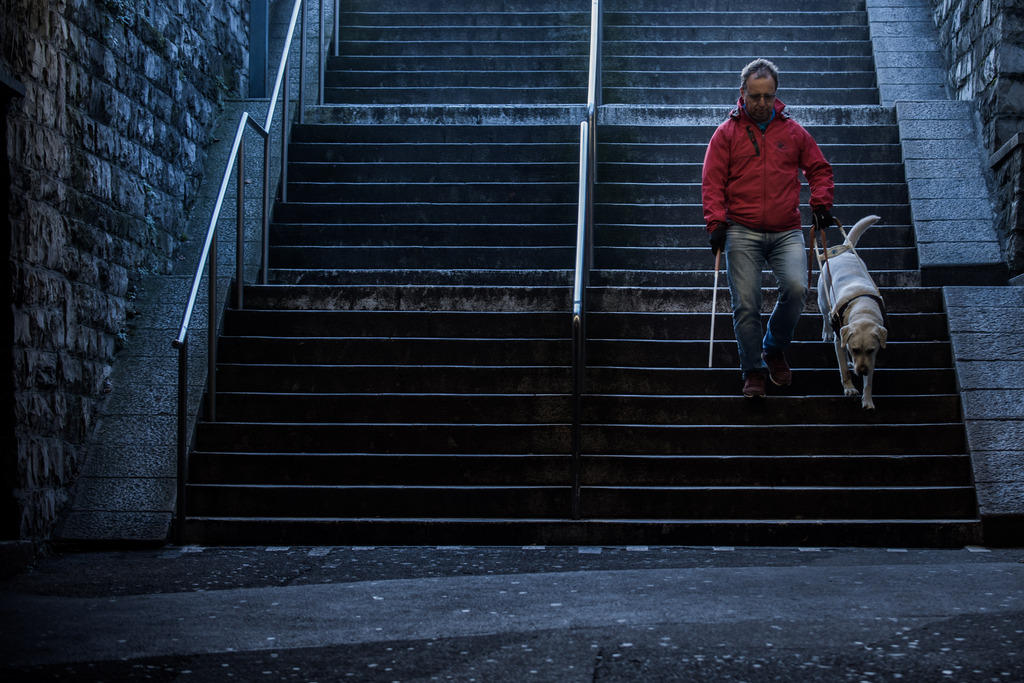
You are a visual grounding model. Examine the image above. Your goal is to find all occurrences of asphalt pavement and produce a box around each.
[1,545,1022,681]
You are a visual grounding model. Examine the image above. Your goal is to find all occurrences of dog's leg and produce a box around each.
[834,337,858,397]
[861,365,875,411]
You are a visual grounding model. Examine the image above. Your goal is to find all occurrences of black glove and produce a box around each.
[708,222,727,255]
[812,207,833,231]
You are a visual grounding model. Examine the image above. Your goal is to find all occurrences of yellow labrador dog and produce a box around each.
[816,215,887,411]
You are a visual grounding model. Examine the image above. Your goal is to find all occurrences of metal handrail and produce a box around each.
[570,0,602,519]
[170,0,314,541]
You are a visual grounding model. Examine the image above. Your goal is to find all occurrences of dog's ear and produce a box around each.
[839,325,852,347]
[877,326,887,349]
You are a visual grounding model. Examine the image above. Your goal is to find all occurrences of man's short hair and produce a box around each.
[741,58,779,91]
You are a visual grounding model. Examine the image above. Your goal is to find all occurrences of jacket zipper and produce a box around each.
[759,127,768,227]
[745,127,760,156]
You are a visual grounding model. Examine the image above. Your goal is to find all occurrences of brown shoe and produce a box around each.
[742,371,767,398]
[761,350,792,386]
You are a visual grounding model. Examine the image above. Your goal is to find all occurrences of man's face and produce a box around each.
[741,75,777,123]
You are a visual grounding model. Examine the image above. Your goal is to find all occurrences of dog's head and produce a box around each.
[840,320,887,376]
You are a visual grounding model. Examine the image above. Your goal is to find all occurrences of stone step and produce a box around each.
[268,222,912,249]
[589,269,922,288]
[603,71,877,89]
[240,284,571,312]
[218,337,569,368]
[209,392,962,425]
[605,54,879,72]
[337,11,591,27]
[579,486,976,519]
[341,0,588,10]
[268,244,574,269]
[597,182,908,204]
[180,518,982,547]
[214,342,950,377]
[597,163,907,184]
[598,142,902,163]
[287,142,577,164]
[586,312,947,341]
[186,484,975,520]
[195,422,572,454]
[327,70,588,89]
[585,366,957,396]
[213,393,573,423]
[273,202,577,225]
[269,268,574,286]
[270,223,577,247]
[223,310,569,338]
[287,163,578,183]
[603,41,874,58]
[599,125,899,145]
[334,40,588,57]
[216,364,572,394]
[335,10,868,28]
[291,124,579,144]
[591,245,916,271]
[338,26,590,43]
[264,267,921,289]
[283,181,577,204]
[591,223,914,247]
[222,308,945,342]
[190,452,972,487]
[192,421,964,456]
[325,86,589,105]
[593,204,912,226]
[327,54,875,73]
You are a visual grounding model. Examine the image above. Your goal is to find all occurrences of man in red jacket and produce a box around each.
[702,58,834,398]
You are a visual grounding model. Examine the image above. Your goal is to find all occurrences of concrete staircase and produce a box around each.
[602,0,878,105]
[584,117,978,545]
[327,0,589,104]
[179,0,981,545]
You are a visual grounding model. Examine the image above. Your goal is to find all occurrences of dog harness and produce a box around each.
[810,219,888,336]
[829,293,888,337]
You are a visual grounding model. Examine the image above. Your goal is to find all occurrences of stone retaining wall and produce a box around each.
[931,0,1024,274]
[1,0,247,539]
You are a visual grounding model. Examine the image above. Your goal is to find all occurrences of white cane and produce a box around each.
[708,249,721,368]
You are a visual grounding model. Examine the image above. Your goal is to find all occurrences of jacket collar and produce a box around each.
[730,96,788,124]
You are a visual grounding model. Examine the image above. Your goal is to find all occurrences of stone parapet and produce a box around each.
[930,0,1024,275]
[867,0,950,105]
[944,286,1024,545]
[1,0,247,540]
[897,100,1008,284]
[57,98,278,545]
[866,1,1009,284]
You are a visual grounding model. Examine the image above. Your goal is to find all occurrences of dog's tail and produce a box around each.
[845,215,881,248]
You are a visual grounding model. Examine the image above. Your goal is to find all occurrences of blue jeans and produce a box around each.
[724,225,807,378]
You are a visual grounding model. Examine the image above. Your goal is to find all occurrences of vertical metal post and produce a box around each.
[334,0,340,56]
[175,339,188,544]
[236,132,245,310]
[207,224,217,422]
[299,0,306,124]
[572,314,582,520]
[262,133,270,284]
[282,53,289,204]
[319,0,325,105]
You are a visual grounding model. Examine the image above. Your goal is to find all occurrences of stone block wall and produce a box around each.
[931,0,1024,274]
[1,0,247,539]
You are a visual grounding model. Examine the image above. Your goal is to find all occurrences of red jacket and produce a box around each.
[702,97,833,233]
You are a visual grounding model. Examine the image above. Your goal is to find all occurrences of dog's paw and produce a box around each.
[843,385,860,397]
[861,398,876,412]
